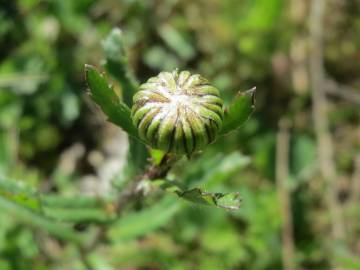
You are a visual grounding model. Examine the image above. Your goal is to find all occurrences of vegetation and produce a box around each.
[0,0,359,269]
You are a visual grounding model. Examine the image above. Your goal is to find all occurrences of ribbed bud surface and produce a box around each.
[131,70,224,155]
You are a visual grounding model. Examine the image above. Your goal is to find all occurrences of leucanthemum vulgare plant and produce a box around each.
[0,27,255,250]
[85,28,255,211]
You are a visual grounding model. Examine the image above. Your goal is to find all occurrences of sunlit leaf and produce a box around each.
[85,64,140,141]
[102,28,148,171]
[220,87,256,135]
[153,179,242,210]
[0,178,40,211]
[102,28,138,107]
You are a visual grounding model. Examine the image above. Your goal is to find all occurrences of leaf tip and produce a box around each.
[247,86,256,108]
[84,64,95,74]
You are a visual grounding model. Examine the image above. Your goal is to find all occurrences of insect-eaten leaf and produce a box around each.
[220,87,256,135]
[85,65,140,141]
[153,179,242,210]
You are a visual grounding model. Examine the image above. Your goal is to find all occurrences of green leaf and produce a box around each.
[153,179,242,210]
[102,28,149,172]
[0,196,85,244]
[102,28,138,107]
[0,178,114,224]
[0,178,41,211]
[199,152,251,188]
[40,194,105,209]
[85,64,140,141]
[334,246,360,270]
[180,151,250,188]
[149,149,167,166]
[109,196,180,241]
[158,25,195,61]
[43,207,114,224]
[220,87,256,135]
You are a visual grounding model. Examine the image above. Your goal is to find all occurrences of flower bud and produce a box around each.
[131,70,223,155]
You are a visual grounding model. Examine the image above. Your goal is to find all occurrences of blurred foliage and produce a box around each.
[0,0,360,269]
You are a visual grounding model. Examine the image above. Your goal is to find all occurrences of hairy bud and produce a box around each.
[131,70,224,155]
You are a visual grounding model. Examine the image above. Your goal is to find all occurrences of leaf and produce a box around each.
[334,246,360,270]
[291,135,316,178]
[0,178,41,211]
[102,28,138,107]
[40,194,106,208]
[0,178,114,224]
[43,208,115,224]
[220,87,256,135]
[153,179,242,210]
[149,149,166,166]
[0,196,85,244]
[199,152,251,188]
[109,196,180,241]
[40,194,105,209]
[180,151,250,188]
[158,25,195,60]
[85,64,140,141]
[102,28,149,171]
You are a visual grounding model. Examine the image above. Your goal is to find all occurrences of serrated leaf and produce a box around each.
[85,65,140,141]
[102,28,138,107]
[102,28,148,171]
[153,179,242,210]
[220,87,256,134]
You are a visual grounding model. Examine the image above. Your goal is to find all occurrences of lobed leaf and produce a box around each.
[220,87,256,135]
[153,179,242,210]
[102,28,148,171]
[85,64,140,141]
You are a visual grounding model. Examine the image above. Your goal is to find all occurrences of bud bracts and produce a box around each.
[131,70,224,155]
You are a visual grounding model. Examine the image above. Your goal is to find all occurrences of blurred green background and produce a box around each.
[0,0,359,269]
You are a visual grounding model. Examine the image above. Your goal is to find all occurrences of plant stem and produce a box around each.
[309,0,345,242]
[276,119,295,270]
[80,153,179,254]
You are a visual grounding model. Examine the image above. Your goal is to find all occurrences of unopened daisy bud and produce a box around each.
[131,70,224,155]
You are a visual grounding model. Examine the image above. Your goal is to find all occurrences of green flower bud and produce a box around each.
[131,70,224,155]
